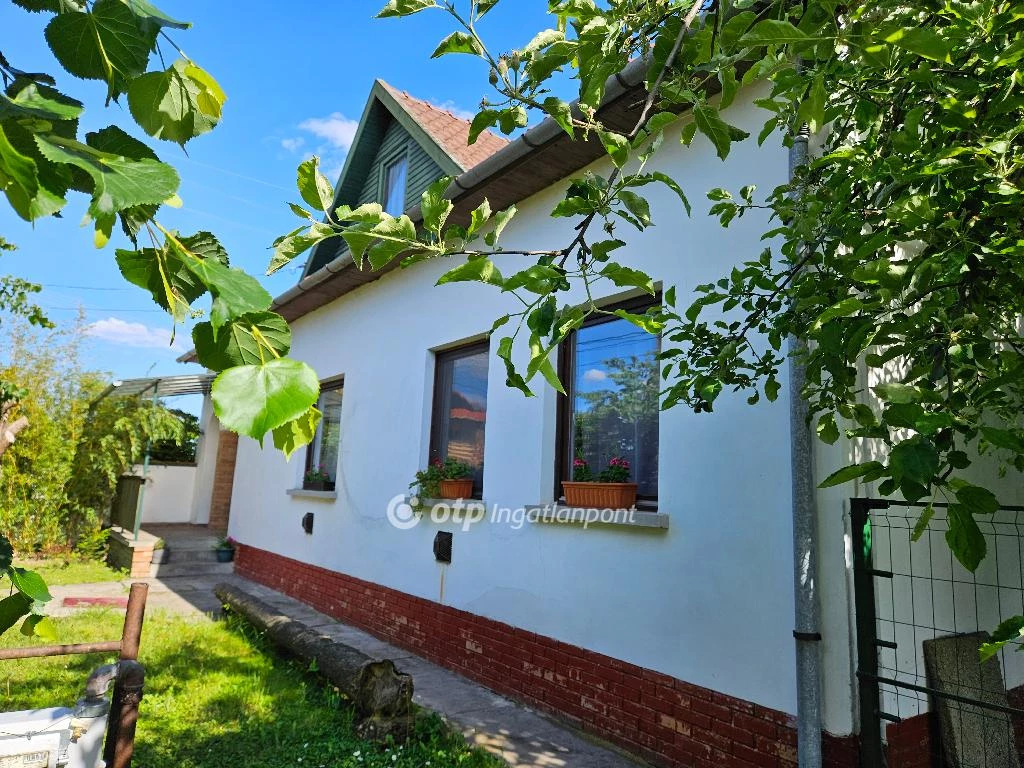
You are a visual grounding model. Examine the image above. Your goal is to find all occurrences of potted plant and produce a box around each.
[303,464,336,492]
[562,456,637,509]
[412,457,476,499]
[214,536,236,563]
[151,538,169,565]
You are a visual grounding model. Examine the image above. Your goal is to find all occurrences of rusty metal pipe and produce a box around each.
[0,641,121,660]
[104,582,148,767]
[105,660,145,768]
[119,584,148,660]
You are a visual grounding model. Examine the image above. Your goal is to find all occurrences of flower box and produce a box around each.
[412,457,476,499]
[438,478,474,499]
[303,479,336,492]
[562,481,637,510]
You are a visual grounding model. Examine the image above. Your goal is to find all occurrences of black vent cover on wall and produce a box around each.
[301,512,314,535]
[433,531,452,563]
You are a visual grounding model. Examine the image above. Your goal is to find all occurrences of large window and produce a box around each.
[430,342,489,497]
[382,155,408,216]
[557,299,660,502]
[305,379,344,489]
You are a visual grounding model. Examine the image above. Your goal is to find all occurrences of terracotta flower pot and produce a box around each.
[438,478,474,499]
[562,482,638,510]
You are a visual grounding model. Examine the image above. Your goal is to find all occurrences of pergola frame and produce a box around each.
[91,374,214,541]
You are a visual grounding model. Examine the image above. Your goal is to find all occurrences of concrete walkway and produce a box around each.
[52,574,647,768]
[48,574,233,617]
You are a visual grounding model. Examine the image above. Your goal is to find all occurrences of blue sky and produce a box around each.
[0,1,555,401]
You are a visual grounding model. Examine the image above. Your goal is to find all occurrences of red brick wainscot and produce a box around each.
[236,544,858,767]
[885,686,1024,767]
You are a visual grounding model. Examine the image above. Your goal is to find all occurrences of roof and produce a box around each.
[268,58,663,323]
[300,79,509,278]
[378,81,509,172]
[91,374,215,405]
[179,57,714,362]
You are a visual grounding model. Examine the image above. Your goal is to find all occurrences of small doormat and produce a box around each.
[62,596,130,608]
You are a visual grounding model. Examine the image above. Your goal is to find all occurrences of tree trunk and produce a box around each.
[0,415,28,459]
[214,583,413,720]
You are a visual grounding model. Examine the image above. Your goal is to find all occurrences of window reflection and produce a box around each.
[313,388,344,482]
[570,317,659,498]
[382,156,408,216]
[431,344,488,496]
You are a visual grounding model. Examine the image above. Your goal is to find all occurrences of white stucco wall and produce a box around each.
[816,361,1024,737]
[135,463,196,524]
[189,396,220,526]
[229,90,803,717]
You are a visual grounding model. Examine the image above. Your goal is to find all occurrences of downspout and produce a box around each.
[789,105,822,768]
[132,381,159,543]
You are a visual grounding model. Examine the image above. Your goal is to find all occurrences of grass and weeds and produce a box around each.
[19,556,125,586]
[0,608,505,768]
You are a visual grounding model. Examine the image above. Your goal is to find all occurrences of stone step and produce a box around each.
[155,539,221,551]
[155,549,223,564]
[149,561,235,578]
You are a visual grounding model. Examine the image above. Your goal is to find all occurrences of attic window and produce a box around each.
[382,155,408,216]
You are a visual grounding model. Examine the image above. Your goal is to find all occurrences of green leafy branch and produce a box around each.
[361,0,1024,650]
[2,0,328,456]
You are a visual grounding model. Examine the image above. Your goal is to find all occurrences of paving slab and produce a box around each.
[226,582,648,768]
[52,573,647,768]
[317,624,416,661]
[48,573,248,618]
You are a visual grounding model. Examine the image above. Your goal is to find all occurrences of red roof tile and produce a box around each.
[379,80,509,171]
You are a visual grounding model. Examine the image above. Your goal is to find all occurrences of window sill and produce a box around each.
[408,496,487,513]
[287,488,338,501]
[524,504,670,530]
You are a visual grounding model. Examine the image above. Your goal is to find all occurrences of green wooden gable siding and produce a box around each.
[357,119,443,206]
[303,114,444,276]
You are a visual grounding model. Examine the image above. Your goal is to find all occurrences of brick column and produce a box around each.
[208,431,238,534]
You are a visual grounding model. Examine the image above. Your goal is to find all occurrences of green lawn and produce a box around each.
[20,556,125,586]
[0,609,504,768]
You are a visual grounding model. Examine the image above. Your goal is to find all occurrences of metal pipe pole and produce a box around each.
[106,661,145,768]
[104,583,148,767]
[789,115,823,768]
[132,382,159,542]
[119,583,148,661]
[0,641,122,660]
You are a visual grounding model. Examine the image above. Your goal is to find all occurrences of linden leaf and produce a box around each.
[212,359,320,443]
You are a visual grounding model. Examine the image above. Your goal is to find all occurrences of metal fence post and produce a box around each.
[103,583,148,767]
[851,497,888,768]
[106,661,145,768]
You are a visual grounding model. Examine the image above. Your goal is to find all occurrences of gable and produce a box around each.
[301,80,508,280]
[356,118,444,207]
[304,109,446,276]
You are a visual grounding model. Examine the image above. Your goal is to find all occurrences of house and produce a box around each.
[185,69,1024,767]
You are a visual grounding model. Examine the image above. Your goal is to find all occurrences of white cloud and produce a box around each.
[86,318,184,351]
[280,112,361,183]
[430,99,475,121]
[297,112,359,151]
[583,368,608,382]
